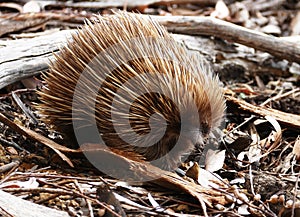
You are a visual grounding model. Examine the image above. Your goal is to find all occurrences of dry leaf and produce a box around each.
[205,149,225,172]
[230,2,250,24]
[211,0,230,19]
[0,177,39,189]
[264,116,282,149]
[291,11,300,35]
[197,168,224,189]
[293,136,300,160]
[186,162,200,181]
[238,204,250,215]
[261,25,281,35]
[23,1,41,13]
[6,147,18,155]
[247,143,262,163]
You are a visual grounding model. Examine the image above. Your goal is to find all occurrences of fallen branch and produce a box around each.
[151,15,300,63]
[225,95,300,129]
[22,0,218,11]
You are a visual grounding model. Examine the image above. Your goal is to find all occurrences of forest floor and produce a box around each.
[0,0,300,216]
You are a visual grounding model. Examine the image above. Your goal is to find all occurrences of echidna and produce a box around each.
[37,11,225,170]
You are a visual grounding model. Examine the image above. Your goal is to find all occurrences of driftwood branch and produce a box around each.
[29,0,217,10]
[0,190,69,217]
[150,15,300,64]
[0,30,73,89]
[0,29,217,89]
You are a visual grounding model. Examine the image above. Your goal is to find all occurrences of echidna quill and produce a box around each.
[37,11,225,170]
